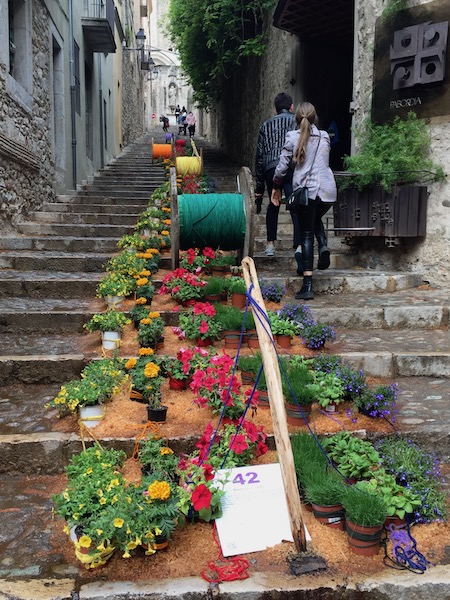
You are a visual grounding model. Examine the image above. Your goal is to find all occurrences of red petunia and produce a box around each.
[199,320,209,334]
[256,441,269,457]
[191,483,213,511]
[202,463,215,481]
[229,434,249,455]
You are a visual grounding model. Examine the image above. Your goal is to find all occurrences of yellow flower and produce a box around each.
[147,480,171,501]
[125,358,137,370]
[139,347,154,356]
[154,527,162,536]
[79,535,92,548]
[110,478,120,487]
[140,270,151,276]
[63,492,70,501]
[144,362,160,378]
[162,207,170,213]
[148,312,160,318]
[161,230,169,236]
[122,550,131,558]
[63,525,70,535]
[136,297,148,305]
[99,497,106,505]
[97,489,103,497]
[136,278,149,286]
[96,529,103,536]
[162,219,171,225]
[113,518,124,528]
[140,318,152,325]
[127,541,138,550]
[86,467,93,475]
[160,447,174,456]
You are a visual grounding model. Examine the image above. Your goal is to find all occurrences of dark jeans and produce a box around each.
[264,167,293,242]
[188,125,195,137]
[296,198,333,271]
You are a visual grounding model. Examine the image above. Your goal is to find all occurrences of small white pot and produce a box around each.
[101,330,121,350]
[79,404,105,428]
[104,295,124,308]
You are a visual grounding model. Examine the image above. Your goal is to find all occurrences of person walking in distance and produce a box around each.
[255,93,295,256]
[186,111,196,137]
[271,102,337,300]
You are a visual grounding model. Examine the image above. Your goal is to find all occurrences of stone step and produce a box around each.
[42,202,147,214]
[0,236,121,253]
[80,184,156,193]
[16,222,134,237]
[75,189,152,198]
[28,211,139,226]
[253,248,358,270]
[0,271,101,299]
[69,195,150,205]
[0,251,113,272]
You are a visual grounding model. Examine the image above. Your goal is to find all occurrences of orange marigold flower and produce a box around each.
[148,312,160,318]
[125,358,137,370]
[140,270,151,276]
[139,347,154,356]
[147,480,171,501]
[136,297,148,305]
[136,278,149,286]
[144,362,160,378]
[161,230,169,236]
[140,318,152,325]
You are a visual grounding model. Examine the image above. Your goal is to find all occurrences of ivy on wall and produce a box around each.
[168,0,276,108]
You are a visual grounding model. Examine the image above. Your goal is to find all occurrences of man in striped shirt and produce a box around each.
[255,93,295,256]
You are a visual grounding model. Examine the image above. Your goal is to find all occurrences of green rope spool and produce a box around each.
[178,194,246,250]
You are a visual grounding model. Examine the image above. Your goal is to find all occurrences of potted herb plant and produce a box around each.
[342,482,388,556]
[322,432,382,482]
[282,363,319,424]
[228,276,247,308]
[268,312,300,348]
[237,352,263,385]
[313,371,345,413]
[304,470,347,530]
[203,276,229,303]
[208,252,236,276]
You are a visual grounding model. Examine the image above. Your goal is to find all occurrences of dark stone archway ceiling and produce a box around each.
[273,0,354,47]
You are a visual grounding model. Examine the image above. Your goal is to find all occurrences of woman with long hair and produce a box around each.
[271,102,337,300]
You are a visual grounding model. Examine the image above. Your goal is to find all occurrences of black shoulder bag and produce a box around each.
[286,133,321,211]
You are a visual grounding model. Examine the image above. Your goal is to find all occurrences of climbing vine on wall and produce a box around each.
[168,0,277,109]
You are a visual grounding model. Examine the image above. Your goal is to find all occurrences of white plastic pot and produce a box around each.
[101,330,121,350]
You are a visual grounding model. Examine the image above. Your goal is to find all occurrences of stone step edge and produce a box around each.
[2,351,450,379]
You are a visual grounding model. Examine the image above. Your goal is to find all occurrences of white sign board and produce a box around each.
[214,463,310,557]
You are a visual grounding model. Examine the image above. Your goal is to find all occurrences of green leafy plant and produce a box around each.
[228,276,247,295]
[105,251,148,279]
[322,432,382,481]
[208,253,237,268]
[341,112,445,191]
[363,472,421,520]
[96,272,134,298]
[167,0,277,108]
[291,432,329,491]
[304,470,347,507]
[237,352,263,376]
[269,312,300,337]
[84,310,131,333]
[203,276,229,296]
[138,435,180,481]
[282,363,318,406]
[213,304,245,331]
[313,372,345,408]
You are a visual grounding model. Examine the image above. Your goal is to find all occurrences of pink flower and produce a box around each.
[229,434,248,455]
[202,463,215,481]
[256,441,269,457]
[199,320,209,335]
[203,247,215,259]
[242,421,259,443]
[191,484,212,511]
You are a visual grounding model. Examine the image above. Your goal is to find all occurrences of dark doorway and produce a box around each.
[303,40,354,171]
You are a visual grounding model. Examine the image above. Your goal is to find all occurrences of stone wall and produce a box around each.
[353,0,450,285]
[122,55,145,149]
[0,0,55,233]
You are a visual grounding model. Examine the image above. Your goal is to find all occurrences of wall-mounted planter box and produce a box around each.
[333,185,428,238]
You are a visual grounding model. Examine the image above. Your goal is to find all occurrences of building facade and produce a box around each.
[0,0,147,233]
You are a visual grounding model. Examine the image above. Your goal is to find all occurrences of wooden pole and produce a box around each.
[241,256,307,552]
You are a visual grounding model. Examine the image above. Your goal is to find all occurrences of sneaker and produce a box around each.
[318,247,330,270]
[265,244,275,256]
[294,250,303,276]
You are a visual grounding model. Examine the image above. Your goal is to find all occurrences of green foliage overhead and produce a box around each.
[168,0,276,108]
[341,112,446,191]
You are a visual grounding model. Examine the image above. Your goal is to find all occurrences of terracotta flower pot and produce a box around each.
[285,402,311,425]
[247,334,260,349]
[231,292,247,309]
[240,371,256,385]
[346,519,384,556]
[204,293,222,303]
[168,376,189,390]
[274,334,292,349]
[312,503,345,530]
[211,265,230,277]
[223,333,242,349]
[257,389,270,409]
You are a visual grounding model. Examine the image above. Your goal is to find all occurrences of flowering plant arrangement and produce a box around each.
[96,272,134,298]
[177,301,222,341]
[138,435,180,481]
[84,310,131,333]
[162,346,210,381]
[137,312,166,347]
[158,230,171,249]
[208,251,237,268]
[134,273,155,303]
[195,421,268,470]
[179,247,215,273]
[300,323,336,350]
[227,276,247,295]
[117,233,157,252]
[189,352,256,420]
[260,280,285,303]
[352,383,398,420]
[46,358,127,416]
[105,251,148,279]
[126,354,164,405]
[176,456,227,523]
[158,268,207,303]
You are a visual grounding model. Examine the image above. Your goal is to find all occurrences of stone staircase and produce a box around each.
[0,128,449,592]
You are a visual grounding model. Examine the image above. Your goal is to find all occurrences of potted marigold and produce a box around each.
[137,312,166,349]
